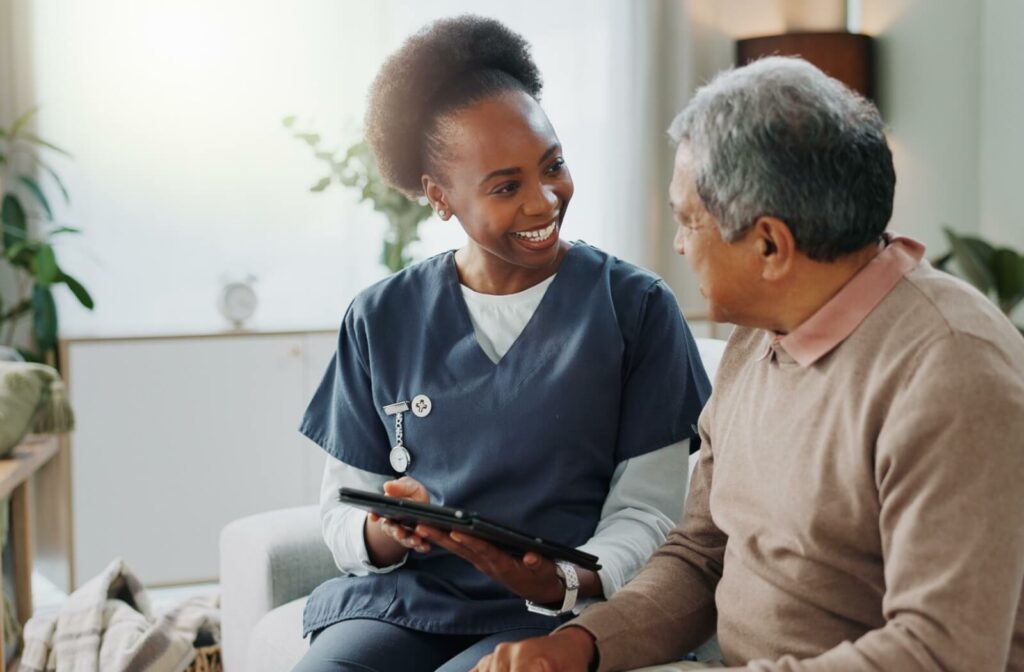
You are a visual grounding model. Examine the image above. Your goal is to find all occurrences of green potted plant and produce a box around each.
[284,117,434,273]
[934,227,1024,333]
[0,108,93,365]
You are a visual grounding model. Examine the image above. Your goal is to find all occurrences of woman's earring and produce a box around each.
[437,208,448,220]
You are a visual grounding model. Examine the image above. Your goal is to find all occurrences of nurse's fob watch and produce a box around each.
[383,395,432,473]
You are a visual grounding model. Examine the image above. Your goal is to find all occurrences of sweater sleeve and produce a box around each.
[731,333,1024,672]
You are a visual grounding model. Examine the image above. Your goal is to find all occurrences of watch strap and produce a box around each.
[525,560,579,616]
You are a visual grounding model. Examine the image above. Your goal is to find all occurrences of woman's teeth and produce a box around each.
[511,222,557,242]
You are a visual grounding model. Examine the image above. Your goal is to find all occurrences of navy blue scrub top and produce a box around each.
[299,242,710,636]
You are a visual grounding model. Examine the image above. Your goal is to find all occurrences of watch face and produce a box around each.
[389,445,411,473]
[219,282,258,324]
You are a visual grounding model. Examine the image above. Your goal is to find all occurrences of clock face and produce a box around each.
[219,281,258,326]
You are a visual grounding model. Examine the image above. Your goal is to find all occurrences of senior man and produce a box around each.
[473,57,1024,672]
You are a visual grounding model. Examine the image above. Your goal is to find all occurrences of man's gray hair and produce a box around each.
[668,56,895,261]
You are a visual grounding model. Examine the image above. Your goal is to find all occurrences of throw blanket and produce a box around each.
[20,558,220,672]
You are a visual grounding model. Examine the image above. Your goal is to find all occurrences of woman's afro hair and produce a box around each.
[365,15,543,196]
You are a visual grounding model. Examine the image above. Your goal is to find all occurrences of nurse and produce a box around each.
[295,15,710,672]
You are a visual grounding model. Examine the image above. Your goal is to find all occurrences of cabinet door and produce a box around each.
[300,331,342,495]
[68,335,317,586]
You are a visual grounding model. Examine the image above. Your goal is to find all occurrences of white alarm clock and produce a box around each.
[218,277,258,329]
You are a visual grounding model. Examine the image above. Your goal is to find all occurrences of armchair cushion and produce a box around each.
[219,505,337,671]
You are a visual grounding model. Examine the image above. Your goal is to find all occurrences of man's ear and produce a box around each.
[754,216,796,281]
[422,175,451,220]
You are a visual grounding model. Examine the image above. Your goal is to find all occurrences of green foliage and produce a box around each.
[1,107,94,364]
[284,117,435,273]
[935,228,1024,330]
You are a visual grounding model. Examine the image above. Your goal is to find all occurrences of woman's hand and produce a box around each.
[363,476,434,565]
[414,526,567,604]
[472,627,597,672]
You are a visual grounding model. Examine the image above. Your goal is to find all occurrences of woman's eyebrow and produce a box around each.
[478,144,562,186]
[537,143,560,165]
[479,166,521,186]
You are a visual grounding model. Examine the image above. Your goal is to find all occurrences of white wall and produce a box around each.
[17,0,674,339]
[861,0,982,252]
[26,1,399,337]
[7,0,1022,337]
[651,0,1022,321]
[978,0,1024,251]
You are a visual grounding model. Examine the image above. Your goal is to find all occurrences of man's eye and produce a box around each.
[546,158,566,174]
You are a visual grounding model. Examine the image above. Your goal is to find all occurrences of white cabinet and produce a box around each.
[63,330,337,587]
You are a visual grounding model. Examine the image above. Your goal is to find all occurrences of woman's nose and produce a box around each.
[523,183,559,217]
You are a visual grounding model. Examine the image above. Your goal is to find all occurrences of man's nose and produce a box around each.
[673,227,687,256]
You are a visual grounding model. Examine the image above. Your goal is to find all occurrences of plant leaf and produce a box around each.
[930,251,953,270]
[34,245,60,286]
[1,298,31,323]
[31,284,58,352]
[3,240,28,261]
[33,157,71,203]
[9,107,39,138]
[48,226,82,236]
[17,175,53,219]
[992,248,1024,315]
[60,271,95,309]
[943,228,995,295]
[15,347,44,364]
[4,239,39,267]
[1,194,27,249]
[309,176,332,192]
[21,133,72,157]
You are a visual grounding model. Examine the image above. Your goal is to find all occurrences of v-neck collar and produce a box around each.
[443,242,580,371]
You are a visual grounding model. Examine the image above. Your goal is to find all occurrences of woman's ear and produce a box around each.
[422,175,451,220]
[754,217,795,281]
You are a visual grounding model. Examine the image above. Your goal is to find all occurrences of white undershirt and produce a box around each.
[319,274,690,602]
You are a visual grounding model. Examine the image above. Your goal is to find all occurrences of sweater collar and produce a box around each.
[760,235,926,367]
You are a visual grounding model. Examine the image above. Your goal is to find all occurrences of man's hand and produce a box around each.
[415,525,565,604]
[472,627,597,672]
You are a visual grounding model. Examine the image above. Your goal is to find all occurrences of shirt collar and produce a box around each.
[759,235,926,367]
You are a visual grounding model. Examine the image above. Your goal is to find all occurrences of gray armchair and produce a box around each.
[219,337,727,672]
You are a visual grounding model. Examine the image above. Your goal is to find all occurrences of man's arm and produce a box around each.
[556,409,726,672]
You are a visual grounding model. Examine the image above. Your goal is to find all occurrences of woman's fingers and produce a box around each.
[382,476,429,502]
[381,519,430,552]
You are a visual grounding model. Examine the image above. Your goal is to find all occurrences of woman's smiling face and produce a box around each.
[424,90,574,281]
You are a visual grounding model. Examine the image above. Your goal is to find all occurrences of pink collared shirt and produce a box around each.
[761,235,926,367]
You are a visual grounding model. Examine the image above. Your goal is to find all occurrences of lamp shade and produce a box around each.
[736,32,875,101]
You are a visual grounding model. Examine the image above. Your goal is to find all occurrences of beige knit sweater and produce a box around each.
[571,260,1024,671]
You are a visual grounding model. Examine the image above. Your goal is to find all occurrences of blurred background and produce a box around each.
[3,0,1021,340]
[0,0,1021,620]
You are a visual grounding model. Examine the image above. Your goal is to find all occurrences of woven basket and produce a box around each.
[186,645,222,672]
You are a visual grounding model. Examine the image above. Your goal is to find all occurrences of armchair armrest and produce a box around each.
[220,505,337,670]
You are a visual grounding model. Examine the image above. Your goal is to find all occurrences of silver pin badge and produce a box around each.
[384,401,412,473]
[411,394,432,418]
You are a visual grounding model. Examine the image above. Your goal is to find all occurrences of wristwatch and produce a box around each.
[525,560,580,616]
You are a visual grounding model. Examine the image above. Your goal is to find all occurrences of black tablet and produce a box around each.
[338,487,602,571]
